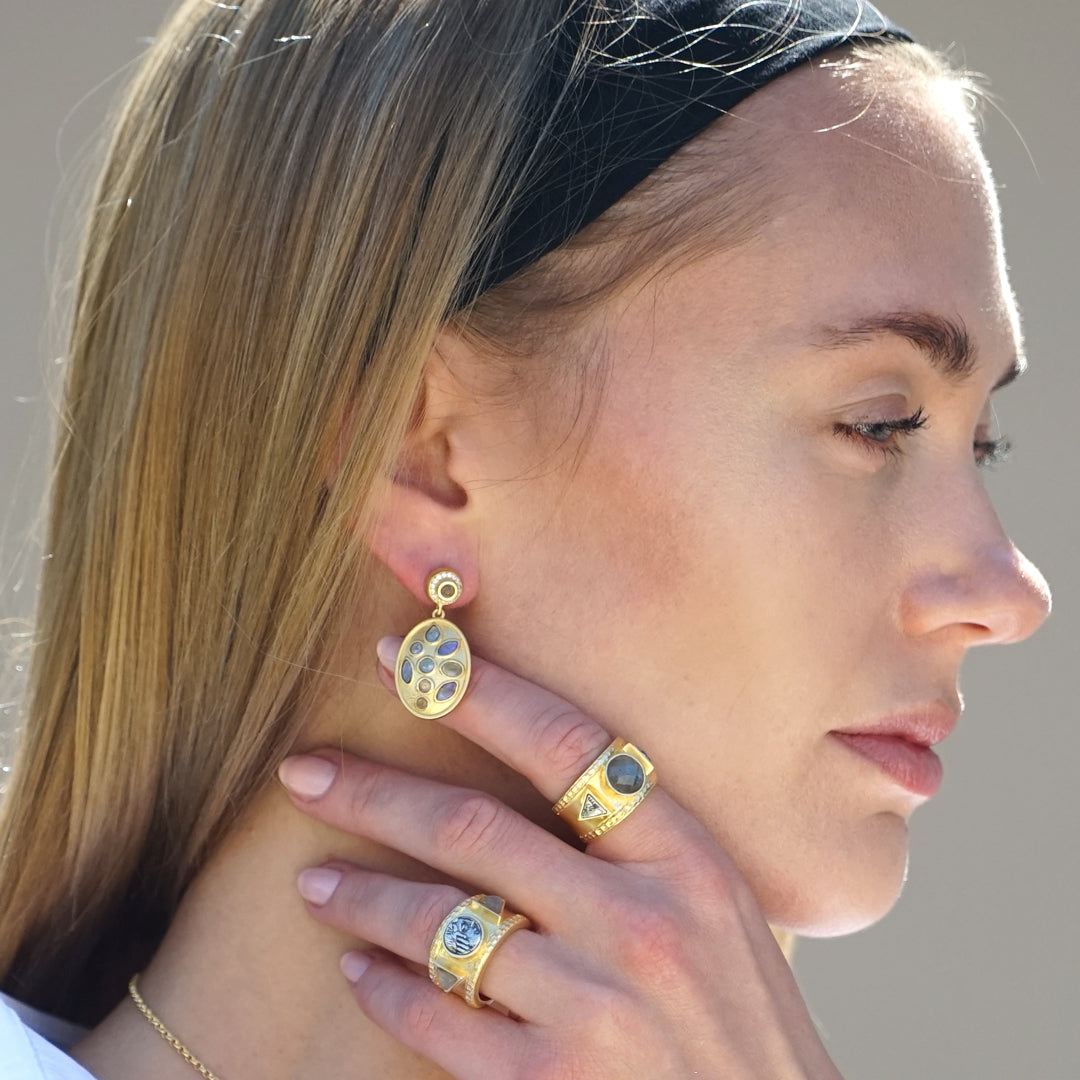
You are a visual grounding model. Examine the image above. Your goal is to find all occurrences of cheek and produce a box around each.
[544,385,900,667]
[476,385,917,933]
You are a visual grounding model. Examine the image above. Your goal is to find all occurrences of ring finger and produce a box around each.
[298,865,583,1024]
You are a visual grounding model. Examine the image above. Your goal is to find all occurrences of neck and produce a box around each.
[70,635,553,1080]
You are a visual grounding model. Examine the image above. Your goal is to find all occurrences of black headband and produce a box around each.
[464,0,913,300]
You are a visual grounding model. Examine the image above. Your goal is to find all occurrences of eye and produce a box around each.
[973,435,1013,469]
[832,406,1013,469]
[833,406,929,462]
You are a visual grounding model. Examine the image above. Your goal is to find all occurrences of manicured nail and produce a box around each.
[341,950,372,983]
[376,636,402,670]
[297,867,342,906]
[278,755,337,799]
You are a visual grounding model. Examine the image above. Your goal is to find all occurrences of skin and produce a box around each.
[72,57,1050,1080]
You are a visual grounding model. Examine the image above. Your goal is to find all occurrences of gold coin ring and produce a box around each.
[428,894,531,1008]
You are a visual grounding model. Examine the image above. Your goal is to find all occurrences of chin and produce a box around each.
[756,814,912,938]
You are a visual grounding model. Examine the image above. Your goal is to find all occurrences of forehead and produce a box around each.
[706,55,1023,363]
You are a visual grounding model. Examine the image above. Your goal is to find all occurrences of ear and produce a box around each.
[365,329,485,607]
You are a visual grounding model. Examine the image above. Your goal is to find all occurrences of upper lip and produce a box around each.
[832,701,961,748]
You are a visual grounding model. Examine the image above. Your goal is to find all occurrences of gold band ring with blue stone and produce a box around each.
[552,738,656,843]
[428,894,531,1008]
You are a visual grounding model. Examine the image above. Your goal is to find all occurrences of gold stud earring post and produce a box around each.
[394,569,471,719]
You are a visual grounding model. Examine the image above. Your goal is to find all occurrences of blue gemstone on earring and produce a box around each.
[605,754,645,795]
[425,625,441,643]
[401,660,413,683]
[409,641,423,655]
[437,639,459,656]
[436,682,457,701]
[418,657,435,674]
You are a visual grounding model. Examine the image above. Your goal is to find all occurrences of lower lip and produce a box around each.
[830,732,943,797]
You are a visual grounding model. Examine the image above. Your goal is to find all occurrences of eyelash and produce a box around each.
[833,406,1013,469]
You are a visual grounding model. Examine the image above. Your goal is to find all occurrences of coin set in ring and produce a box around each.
[397,569,657,1010]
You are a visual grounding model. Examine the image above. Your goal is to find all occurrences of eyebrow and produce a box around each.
[812,310,1026,392]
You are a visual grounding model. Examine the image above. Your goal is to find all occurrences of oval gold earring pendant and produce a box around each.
[394,570,471,719]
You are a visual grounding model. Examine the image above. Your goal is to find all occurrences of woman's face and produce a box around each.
[448,63,1051,935]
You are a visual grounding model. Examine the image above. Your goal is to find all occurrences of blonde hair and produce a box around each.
[0,0,969,1022]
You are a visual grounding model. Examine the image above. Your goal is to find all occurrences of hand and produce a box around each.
[278,643,843,1080]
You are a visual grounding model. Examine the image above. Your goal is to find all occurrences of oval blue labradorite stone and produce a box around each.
[409,641,423,655]
[401,659,413,684]
[437,639,459,656]
[425,625,441,643]
[436,682,457,701]
[418,657,435,674]
[605,754,644,795]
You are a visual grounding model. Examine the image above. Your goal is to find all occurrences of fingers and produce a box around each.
[376,638,611,804]
[374,642,716,867]
[343,950,534,1080]
[298,866,580,1025]
[279,752,599,923]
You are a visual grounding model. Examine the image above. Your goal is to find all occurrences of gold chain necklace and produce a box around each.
[127,974,224,1080]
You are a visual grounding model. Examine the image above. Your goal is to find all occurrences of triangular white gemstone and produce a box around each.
[434,966,463,994]
[579,792,608,821]
[478,895,504,915]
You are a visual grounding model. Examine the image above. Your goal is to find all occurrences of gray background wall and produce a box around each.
[1,1,1076,1076]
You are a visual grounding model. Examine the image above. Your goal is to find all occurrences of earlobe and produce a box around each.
[366,477,479,609]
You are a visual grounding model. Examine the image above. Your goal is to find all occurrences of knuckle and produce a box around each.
[330,872,370,928]
[683,852,755,920]
[534,706,606,778]
[651,837,748,914]
[435,791,509,859]
[609,899,687,980]
[402,988,442,1038]
[343,764,386,823]
[665,850,734,903]
[412,886,463,941]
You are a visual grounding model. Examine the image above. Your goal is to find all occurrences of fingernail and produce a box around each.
[297,867,342,906]
[341,950,372,983]
[278,755,337,799]
[376,636,402,670]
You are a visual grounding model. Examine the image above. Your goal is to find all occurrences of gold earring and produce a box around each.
[395,570,471,719]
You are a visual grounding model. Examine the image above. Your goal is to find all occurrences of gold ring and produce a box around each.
[552,737,656,843]
[428,894,530,1008]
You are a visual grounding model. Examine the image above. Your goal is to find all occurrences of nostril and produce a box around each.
[899,546,1051,646]
[971,612,1019,647]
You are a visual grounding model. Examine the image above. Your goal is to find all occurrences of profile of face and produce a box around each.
[381,58,1051,938]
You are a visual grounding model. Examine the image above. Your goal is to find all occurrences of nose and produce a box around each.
[899,486,1052,648]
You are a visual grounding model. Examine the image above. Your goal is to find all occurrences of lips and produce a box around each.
[829,702,961,798]
[832,701,961,747]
